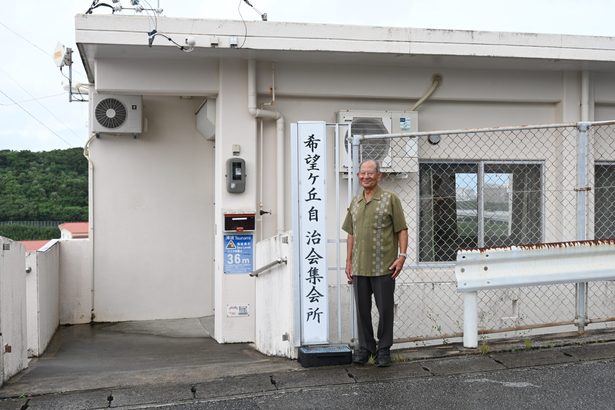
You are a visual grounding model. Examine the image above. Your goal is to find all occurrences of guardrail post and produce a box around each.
[576,121,590,333]
[463,292,478,348]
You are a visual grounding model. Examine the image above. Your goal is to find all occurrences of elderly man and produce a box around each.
[342,159,408,367]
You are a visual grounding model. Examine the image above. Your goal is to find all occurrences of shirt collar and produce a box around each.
[359,185,383,203]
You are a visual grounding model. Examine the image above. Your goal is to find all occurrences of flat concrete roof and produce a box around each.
[76,14,615,83]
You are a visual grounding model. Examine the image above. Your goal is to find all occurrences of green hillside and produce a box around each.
[0,148,88,240]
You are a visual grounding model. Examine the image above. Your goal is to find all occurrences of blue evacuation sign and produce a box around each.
[223,234,254,274]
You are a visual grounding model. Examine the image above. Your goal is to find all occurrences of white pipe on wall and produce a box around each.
[248,59,285,233]
[83,133,96,322]
[581,70,590,122]
[275,116,285,233]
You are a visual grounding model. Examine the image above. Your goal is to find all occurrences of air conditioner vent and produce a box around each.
[336,110,418,173]
[90,93,142,135]
[349,117,390,162]
[95,98,127,129]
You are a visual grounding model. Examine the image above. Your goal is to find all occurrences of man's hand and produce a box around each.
[345,234,354,283]
[388,256,406,279]
[345,259,353,283]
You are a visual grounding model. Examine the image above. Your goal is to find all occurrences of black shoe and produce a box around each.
[352,349,372,365]
[376,350,391,367]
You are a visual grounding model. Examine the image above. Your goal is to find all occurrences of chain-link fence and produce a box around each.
[330,119,615,347]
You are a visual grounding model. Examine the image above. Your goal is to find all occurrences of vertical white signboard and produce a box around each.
[291,121,329,345]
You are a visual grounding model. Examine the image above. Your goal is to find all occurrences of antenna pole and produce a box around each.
[66,47,73,103]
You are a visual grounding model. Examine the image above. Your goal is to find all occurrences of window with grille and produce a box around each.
[595,163,615,239]
[419,161,543,262]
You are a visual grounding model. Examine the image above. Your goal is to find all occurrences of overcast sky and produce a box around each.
[1,0,614,152]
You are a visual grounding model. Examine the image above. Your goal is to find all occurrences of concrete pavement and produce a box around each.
[1,319,615,409]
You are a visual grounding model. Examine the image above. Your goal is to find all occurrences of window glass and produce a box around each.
[484,163,542,248]
[419,163,478,262]
[419,162,542,262]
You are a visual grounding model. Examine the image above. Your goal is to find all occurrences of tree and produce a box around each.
[0,148,88,240]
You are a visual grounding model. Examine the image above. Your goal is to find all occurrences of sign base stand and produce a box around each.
[298,344,352,368]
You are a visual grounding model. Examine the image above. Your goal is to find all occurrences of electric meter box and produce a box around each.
[226,158,246,193]
[223,212,256,232]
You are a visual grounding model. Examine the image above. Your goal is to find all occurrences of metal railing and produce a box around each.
[250,257,287,277]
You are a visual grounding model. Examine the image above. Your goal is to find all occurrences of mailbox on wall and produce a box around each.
[223,212,256,232]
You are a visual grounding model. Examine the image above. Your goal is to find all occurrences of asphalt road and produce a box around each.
[3,323,615,410]
[151,360,615,410]
[4,357,614,409]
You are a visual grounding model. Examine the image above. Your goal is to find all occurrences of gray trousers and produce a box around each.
[353,274,395,353]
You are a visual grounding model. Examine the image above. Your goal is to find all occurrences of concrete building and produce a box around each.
[7,13,615,388]
[58,222,89,239]
[65,14,615,354]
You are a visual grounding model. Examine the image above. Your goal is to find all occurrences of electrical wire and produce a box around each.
[148,31,194,52]
[0,93,64,106]
[59,67,88,102]
[0,89,74,148]
[0,21,50,57]
[84,0,115,14]
[0,20,87,79]
[0,67,83,140]
[85,1,115,14]
[238,0,248,48]
[141,0,159,33]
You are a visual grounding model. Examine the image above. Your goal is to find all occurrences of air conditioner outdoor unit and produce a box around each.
[336,110,418,173]
[90,93,143,136]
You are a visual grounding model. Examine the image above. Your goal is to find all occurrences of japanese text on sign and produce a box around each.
[292,122,329,344]
[223,234,254,274]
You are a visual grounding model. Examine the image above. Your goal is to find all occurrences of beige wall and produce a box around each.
[89,53,615,339]
[213,59,258,342]
[60,239,92,325]
[91,96,215,322]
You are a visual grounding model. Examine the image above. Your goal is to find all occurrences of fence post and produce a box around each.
[575,122,591,332]
[351,134,362,196]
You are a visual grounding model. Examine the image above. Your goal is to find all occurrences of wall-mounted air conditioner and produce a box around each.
[336,110,418,173]
[90,93,143,136]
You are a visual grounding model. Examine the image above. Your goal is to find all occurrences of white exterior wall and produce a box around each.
[60,239,92,325]
[25,241,60,357]
[213,59,257,342]
[77,14,615,349]
[258,65,579,241]
[90,95,215,322]
[0,237,27,386]
[595,73,615,120]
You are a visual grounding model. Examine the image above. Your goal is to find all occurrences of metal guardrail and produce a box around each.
[455,239,615,347]
[456,239,615,292]
[250,257,287,277]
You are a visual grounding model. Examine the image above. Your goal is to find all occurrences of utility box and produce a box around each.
[196,98,216,140]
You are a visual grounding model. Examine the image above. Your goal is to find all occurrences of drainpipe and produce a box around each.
[248,59,285,233]
[83,134,96,322]
[581,71,590,122]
